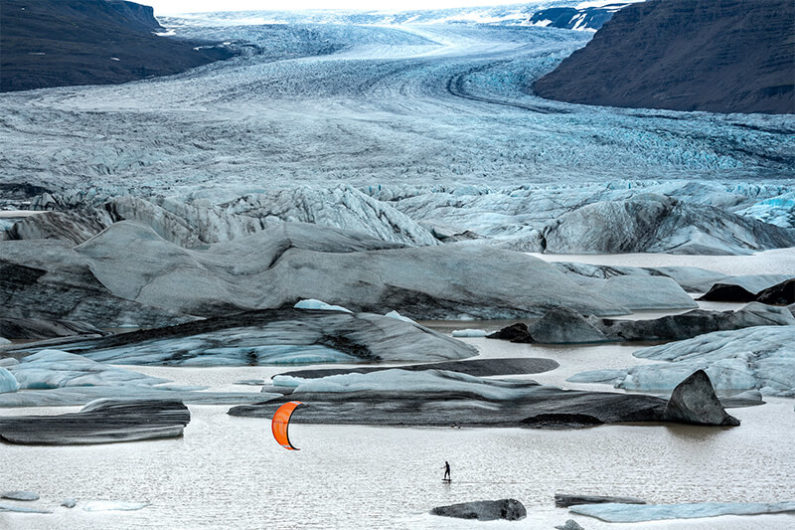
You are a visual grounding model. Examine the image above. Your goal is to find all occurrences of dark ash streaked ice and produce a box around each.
[7,308,478,366]
[230,367,738,428]
[0,399,190,444]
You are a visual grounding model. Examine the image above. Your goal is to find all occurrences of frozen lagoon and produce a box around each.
[1,337,794,529]
[1,297,793,527]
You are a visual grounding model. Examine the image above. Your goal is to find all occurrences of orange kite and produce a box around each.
[271,401,304,450]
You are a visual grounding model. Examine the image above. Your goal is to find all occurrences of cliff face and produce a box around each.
[0,0,237,92]
[533,0,795,114]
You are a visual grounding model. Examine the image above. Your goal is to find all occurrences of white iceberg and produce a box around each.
[9,349,169,389]
[571,326,795,396]
[451,329,488,337]
[294,299,353,313]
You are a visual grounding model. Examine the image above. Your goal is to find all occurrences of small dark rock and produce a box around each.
[555,519,586,530]
[756,279,795,306]
[487,322,531,342]
[663,370,740,426]
[431,498,526,521]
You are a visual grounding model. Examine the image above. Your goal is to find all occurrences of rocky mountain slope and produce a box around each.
[534,0,795,114]
[0,0,237,92]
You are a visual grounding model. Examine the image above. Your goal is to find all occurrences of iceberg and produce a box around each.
[294,299,353,313]
[570,501,795,523]
[7,309,476,366]
[0,367,19,393]
[451,329,488,337]
[8,349,169,389]
[571,326,795,396]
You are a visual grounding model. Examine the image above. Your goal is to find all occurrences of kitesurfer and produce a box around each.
[443,461,451,481]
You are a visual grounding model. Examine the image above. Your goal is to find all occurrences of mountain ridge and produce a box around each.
[533,0,795,114]
[0,0,238,92]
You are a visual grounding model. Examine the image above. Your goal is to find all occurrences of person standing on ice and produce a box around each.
[443,461,451,481]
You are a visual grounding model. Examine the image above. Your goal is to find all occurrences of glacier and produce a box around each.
[570,326,795,396]
[1,18,792,258]
[0,21,791,202]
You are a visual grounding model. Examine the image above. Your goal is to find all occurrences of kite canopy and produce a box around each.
[272,401,304,450]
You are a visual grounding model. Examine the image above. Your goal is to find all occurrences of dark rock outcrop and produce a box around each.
[534,0,795,114]
[0,399,190,444]
[756,279,795,305]
[430,499,526,521]
[555,493,646,508]
[663,370,740,426]
[1,0,238,92]
[697,283,757,302]
[700,278,795,305]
